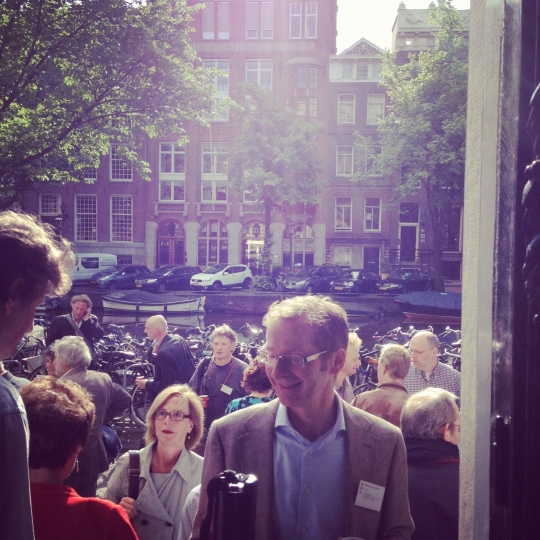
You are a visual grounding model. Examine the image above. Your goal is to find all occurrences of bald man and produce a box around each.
[135,315,196,399]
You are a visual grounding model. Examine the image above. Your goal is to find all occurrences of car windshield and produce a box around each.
[101,265,123,274]
[389,270,412,280]
[291,268,315,277]
[203,264,228,274]
[342,271,361,280]
[152,266,174,276]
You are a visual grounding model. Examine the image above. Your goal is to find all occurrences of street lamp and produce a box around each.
[54,203,68,237]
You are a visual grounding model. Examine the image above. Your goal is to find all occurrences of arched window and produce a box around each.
[156,220,185,266]
[198,220,228,267]
[283,223,315,267]
[241,222,265,273]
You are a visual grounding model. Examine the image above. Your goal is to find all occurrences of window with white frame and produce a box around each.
[336,146,353,176]
[309,97,317,117]
[75,195,97,241]
[203,60,229,121]
[202,2,230,39]
[367,94,385,125]
[335,197,352,230]
[198,220,228,266]
[39,194,61,216]
[356,60,382,80]
[305,1,317,38]
[110,195,133,242]
[110,145,132,182]
[84,167,97,181]
[159,143,185,201]
[338,94,355,125]
[246,2,274,39]
[289,2,317,38]
[364,197,381,231]
[342,61,353,78]
[201,143,228,202]
[246,60,272,89]
[334,246,352,266]
[365,145,383,176]
[296,97,306,116]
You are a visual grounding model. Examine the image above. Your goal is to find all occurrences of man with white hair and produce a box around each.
[401,387,460,540]
[135,315,195,400]
[403,330,461,406]
[351,344,411,427]
[55,335,132,497]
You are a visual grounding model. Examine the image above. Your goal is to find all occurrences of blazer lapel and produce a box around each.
[344,404,380,537]
[237,400,278,540]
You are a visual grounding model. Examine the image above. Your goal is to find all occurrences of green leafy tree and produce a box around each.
[354,0,467,290]
[229,84,323,276]
[0,0,214,208]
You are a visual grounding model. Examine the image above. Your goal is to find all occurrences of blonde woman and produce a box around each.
[106,384,204,540]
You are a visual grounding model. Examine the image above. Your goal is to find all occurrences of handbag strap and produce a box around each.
[66,314,94,352]
[128,450,141,500]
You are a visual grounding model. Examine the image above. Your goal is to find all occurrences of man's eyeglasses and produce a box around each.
[259,348,328,369]
[154,410,191,422]
[409,347,436,356]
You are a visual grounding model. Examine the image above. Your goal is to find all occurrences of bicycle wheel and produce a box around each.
[131,384,154,427]
[29,365,47,380]
[353,382,377,396]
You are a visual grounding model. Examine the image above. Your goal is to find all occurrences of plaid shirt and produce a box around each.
[403,361,461,406]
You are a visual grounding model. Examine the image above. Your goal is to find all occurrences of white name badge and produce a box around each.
[355,480,386,512]
[221,384,233,395]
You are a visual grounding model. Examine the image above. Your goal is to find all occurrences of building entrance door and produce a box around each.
[156,220,185,266]
[400,226,417,262]
[363,247,380,273]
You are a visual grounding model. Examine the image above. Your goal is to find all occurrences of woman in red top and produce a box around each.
[20,377,138,540]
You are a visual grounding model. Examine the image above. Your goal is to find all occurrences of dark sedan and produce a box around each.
[90,265,150,290]
[136,265,201,292]
[377,269,435,294]
[330,269,379,293]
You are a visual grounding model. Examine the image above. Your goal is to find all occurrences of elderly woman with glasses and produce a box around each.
[105,384,204,540]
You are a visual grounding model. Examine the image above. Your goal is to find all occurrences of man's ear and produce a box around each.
[329,348,346,375]
[440,422,452,442]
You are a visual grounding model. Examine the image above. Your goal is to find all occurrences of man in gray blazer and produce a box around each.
[55,335,132,497]
[192,295,414,540]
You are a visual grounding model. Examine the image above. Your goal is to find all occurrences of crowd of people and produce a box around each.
[0,209,462,540]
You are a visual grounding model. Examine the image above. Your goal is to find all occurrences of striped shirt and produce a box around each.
[403,362,461,406]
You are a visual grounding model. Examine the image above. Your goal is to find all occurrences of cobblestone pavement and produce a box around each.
[96,417,146,498]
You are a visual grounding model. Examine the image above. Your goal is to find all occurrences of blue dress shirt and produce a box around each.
[273,395,347,540]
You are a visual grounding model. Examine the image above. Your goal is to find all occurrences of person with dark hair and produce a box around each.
[401,387,461,540]
[0,210,73,540]
[106,384,204,540]
[54,336,132,497]
[351,343,411,427]
[191,295,414,540]
[20,377,138,540]
[224,357,274,414]
[42,345,57,377]
[46,294,104,356]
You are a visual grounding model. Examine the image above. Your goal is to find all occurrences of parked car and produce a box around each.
[190,264,253,291]
[136,265,202,292]
[282,265,343,293]
[330,269,379,293]
[377,269,435,294]
[90,264,150,290]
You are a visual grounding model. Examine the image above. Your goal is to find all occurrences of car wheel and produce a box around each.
[212,281,222,291]
[425,281,435,291]
[109,281,117,291]
[401,286,409,294]
[157,282,166,293]
[242,277,252,289]
[306,284,315,294]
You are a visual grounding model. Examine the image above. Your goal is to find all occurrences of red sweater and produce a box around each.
[30,483,138,540]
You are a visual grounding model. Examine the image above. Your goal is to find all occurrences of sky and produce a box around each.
[336,0,471,53]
